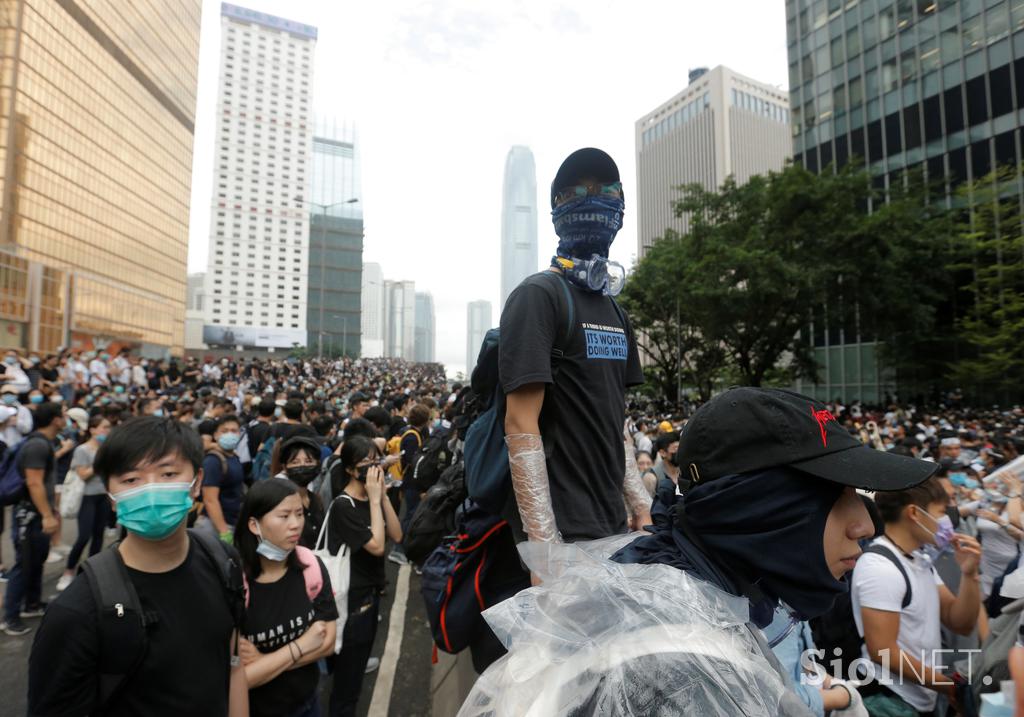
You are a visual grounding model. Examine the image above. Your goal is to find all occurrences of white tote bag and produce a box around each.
[60,469,84,519]
[314,496,352,654]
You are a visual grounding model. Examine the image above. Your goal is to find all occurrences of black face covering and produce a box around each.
[285,465,320,487]
[680,466,847,622]
[356,465,370,482]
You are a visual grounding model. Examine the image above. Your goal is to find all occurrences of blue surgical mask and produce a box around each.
[28,395,43,404]
[152,409,164,417]
[965,478,980,489]
[254,524,293,562]
[95,434,107,443]
[552,194,625,259]
[217,432,241,452]
[4,357,17,366]
[109,480,195,540]
[2,394,17,405]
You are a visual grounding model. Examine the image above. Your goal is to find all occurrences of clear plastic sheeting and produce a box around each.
[505,433,561,543]
[458,537,801,717]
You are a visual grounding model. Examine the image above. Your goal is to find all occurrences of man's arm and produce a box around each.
[24,466,57,535]
[622,423,652,530]
[862,607,956,698]
[228,631,249,717]
[505,384,560,545]
[939,534,982,636]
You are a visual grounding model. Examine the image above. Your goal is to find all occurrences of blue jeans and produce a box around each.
[66,494,110,570]
[3,506,49,622]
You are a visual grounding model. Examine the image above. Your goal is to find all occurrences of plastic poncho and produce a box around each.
[458,535,815,717]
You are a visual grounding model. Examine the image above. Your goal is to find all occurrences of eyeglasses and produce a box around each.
[553,181,623,208]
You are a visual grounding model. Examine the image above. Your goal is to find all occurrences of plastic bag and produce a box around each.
[458,536,799,716]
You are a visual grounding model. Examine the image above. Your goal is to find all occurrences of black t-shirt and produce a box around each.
[17,433,55,513]
[39,366,59,383]
[147,367,164,390]
[248,421,272,453]
[202,453,245,527]
[300,491,325,550]
[244,557,338,717]
[27,541,235,716]
[499,272,644,541]
[327,493,385,611]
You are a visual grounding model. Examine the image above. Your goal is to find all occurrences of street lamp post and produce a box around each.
[308,198,358,359]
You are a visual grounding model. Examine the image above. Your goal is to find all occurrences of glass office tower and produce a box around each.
[0,0,201,355]
[786,0,1024,401]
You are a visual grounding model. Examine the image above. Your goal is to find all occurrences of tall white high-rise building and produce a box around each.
[635,65,791,258]
[466,300,493,376]
[414,292,436,363]
[384,280,416,361]
[360,262,385,358]
[500,146,538,307]
[202,4,317,351]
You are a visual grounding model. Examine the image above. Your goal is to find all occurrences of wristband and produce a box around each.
[287,642,298,663]
[219,530,233,544]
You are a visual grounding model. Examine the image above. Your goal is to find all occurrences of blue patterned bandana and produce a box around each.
[552,195,625,259]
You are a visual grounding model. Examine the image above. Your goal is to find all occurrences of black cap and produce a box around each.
[550,148,620,208]
[679,387,938,492]
[348,391,369,406]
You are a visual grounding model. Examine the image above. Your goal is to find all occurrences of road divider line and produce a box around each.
[367,563,410,717]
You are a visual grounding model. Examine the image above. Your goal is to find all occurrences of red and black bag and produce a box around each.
[420,502,529,654]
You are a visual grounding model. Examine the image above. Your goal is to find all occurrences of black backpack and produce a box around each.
[410,425,455,493]
[79,529,245,711]
[404,461,468,565]
[808,542,913,679]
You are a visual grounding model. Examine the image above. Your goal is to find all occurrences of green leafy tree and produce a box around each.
[949,167,1024,402]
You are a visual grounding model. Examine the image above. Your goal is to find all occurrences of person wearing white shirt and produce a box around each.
[131,358,147,389]
[2,352,31,394]
[111,349,131,386]
[88,353,110,387]
[67,354,89,390]
[0,386,33,448]
[852,476,981,714]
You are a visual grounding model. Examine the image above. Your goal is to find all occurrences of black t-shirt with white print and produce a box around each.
[499,271,644,542]
[244,556,338,717]
[327,492,386,612]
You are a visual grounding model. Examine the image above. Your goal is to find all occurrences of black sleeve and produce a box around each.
[499,279,559,394]
[312,557,340,622]
[623,310,645,387]
[327,497,372,555]
[19,437,51,471]
[28,578,100,716]
[202,454,225,489]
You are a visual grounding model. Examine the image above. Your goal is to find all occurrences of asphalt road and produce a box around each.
[0,513,439,717]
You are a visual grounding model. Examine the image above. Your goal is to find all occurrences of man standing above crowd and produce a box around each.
[500,147,649,551]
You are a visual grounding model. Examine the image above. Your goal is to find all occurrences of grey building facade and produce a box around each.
[786,0,1024,402]
[500,146,539,307]
[414,292,436,363]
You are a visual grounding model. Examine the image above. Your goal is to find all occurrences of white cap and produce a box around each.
[941,437,961,447]
[0,406,16,422]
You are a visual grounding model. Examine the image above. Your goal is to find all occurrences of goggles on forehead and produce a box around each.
[555,255,626,297]
[553,181,623,208]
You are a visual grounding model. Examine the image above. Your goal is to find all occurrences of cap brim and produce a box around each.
[791,444,939,492]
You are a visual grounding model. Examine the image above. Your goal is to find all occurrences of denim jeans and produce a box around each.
[3,506,49,622]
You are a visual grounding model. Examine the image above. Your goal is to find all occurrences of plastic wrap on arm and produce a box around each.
[623,444,653,515]
[506,433,561,543]
[457,537,806,717]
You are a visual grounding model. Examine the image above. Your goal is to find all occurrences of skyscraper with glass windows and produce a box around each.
[635,65,792,258]
[466,300,492,376]
[500,146,538,307]
[307,116,362,357]
[203,4,316,352]
[0,0,202,355]
[414,292,436,363]
[785,0,1024,401]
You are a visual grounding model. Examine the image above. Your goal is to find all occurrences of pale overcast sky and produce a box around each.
[186,0,790,376]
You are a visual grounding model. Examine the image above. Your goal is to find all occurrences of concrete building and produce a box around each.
[466,300,493,376]
[384,280,416,361]
[500,146,539,306]
[0,0,202,355]
[635,65,792,257]
[308,117,362,357]
[202,4,317,353]
[414,292,436,363]
[360,262,385,358]
[785,0,1024,402]
[185,273,206,351]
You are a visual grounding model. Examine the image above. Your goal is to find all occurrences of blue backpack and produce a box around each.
[0,433,43,506]
[462,272,575,515]
[250,435,277,482]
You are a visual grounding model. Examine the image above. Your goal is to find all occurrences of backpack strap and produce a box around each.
[540,271,576,374]
[294,545,324,601]
[863,543,913,609]
[80,544,149,710]
[188,529,246,665]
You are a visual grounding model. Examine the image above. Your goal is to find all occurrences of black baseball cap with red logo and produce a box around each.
[679,387,938,491]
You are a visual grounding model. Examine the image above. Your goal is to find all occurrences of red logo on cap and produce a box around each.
[811,405,838,447]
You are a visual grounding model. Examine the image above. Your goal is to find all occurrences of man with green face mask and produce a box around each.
[28,417,249,717]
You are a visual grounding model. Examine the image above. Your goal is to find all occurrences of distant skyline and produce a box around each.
[500,146,538,306]
[187,0,789,374]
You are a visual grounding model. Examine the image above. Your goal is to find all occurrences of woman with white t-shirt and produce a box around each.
[969,491,1023,598]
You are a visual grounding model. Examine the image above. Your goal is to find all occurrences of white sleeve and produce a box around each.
[934,569,945,587]
[853,554,907,612]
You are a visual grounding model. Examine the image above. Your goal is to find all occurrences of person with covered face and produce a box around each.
[499,148,648,568]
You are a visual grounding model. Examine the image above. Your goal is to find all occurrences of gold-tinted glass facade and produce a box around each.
[0,0,201,354]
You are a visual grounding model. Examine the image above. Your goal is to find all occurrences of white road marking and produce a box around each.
[367,563,411,717]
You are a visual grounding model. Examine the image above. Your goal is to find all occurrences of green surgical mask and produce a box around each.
[109,480,195,541]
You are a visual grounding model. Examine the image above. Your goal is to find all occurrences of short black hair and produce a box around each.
[31,403,64,430]
[873,476,949,524]
[363,406,391,431]
[257,399,276,418]
[654,432,680,454]
[312,415,334,437]
[93,417,203,487]
[283,399,303,421]
[343,417,377,441]
[217,414,241,430]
